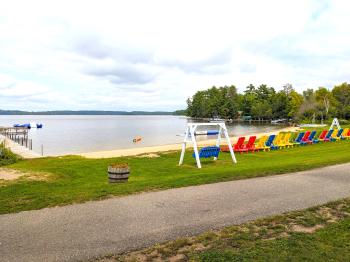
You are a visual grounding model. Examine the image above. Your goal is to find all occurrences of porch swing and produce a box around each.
[179,122,237,168]
[193,146,220,158]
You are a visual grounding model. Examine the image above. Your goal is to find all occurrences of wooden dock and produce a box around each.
[0,127,41,159]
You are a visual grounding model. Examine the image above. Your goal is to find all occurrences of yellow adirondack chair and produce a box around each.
[280,133,294,148]
[333,128,345,141]
[331,129,338,140]
[342,128,350,140]
[255,136,270,151]
[274,133,285,149]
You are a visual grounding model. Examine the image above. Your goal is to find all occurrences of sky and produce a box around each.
[0,0,349,111]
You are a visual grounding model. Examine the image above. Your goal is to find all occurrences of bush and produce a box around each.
[0,142,20,166]
[339,119,349,125]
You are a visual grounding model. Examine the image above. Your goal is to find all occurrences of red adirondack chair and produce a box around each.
[234,137,246,151]
[235,136,257,153]
[313,130,327,143]
[220,137,245,152]
[301,131,311,142]
[246,136,257,152]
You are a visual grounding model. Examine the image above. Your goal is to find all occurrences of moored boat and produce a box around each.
[13,123,43,129]
[14,123,31,128]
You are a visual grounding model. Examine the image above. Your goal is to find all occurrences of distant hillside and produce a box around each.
[0,110,186,116]
[173,110,187,116]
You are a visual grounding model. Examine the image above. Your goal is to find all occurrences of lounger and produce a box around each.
[313,130,327,143]
[265,134,277,150]
[341,128,350,140]
[293,132,305,146]
[301,130,317,145]
[301,131,311,142]
[235,136,257,153]
[322,130,334,142]
[331,129,343,141]
[281,133,294,148]
[274,133,285,149]
[255,136,270,151]
[221,137,245,152]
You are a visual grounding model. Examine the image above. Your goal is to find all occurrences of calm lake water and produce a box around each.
[0,115,284,156]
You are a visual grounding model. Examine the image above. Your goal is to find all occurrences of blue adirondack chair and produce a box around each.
[293,132,305,146]
[265,135,277,150]
[193,146,220,158]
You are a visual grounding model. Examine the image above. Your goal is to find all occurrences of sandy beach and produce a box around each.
[0,134,41,159]
[80,126,300,159]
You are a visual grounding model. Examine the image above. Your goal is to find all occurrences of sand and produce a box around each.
[80,126,300,159]
[0,168,24,181]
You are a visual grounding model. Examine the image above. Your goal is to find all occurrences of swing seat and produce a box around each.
[193,146,220,158]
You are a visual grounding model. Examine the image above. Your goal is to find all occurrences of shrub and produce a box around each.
[0,142,20,166]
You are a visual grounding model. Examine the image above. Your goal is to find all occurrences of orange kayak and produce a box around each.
[133,137,142,143]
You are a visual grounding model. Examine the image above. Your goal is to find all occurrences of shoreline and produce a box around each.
[0,134,42,159]
[80,126,300,159]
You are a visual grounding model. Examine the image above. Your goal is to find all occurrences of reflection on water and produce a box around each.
[0,115,284,156]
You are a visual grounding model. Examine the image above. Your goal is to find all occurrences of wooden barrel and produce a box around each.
[108,165,130,183]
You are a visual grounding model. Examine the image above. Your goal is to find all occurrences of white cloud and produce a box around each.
[0,0,350,110]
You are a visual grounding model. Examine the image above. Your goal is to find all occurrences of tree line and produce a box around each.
[186,83,350,121]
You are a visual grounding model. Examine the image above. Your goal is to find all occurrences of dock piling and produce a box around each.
[0,126,33,151]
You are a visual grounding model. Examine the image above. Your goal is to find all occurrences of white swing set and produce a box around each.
[329,118,341,130]
[178,122,237,168]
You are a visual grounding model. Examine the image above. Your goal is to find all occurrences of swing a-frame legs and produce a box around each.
[179,123,237,168]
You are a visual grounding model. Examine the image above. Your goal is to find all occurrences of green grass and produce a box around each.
[195,202,350,262]
[104,198,350,261]
[197,221,350,261]
[1,139,350,214]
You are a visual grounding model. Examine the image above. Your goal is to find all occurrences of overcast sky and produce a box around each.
[0,0,349,111]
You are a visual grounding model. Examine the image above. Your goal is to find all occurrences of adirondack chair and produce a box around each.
[331,129,343,141]
[342,128,350,140]
[274,133,285,149]
[235,136,257,154]
[301,130,317,145]
[233,137,246,151]
[313,130,327,143]
[293,132,305,146]
[220,137,245,152]
[306,130,317,144]
[255,136,270,151]
[246,136,257,153]
[192,146,220,158]
[301,131,311,143]
[265,134,277,150]
[280,133,294,148]
[323,130,334,142]
[330,129,338,141]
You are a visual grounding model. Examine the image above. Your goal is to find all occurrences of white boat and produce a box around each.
[299,124,327,127]
[271,119,287,124]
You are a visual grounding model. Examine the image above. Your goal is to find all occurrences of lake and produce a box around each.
[0,115,283,156]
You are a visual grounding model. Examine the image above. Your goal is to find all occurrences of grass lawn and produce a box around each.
[106,198,350,262]
[0,139,350,214]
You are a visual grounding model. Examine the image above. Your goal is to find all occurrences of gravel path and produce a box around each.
[1,163,350,262]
